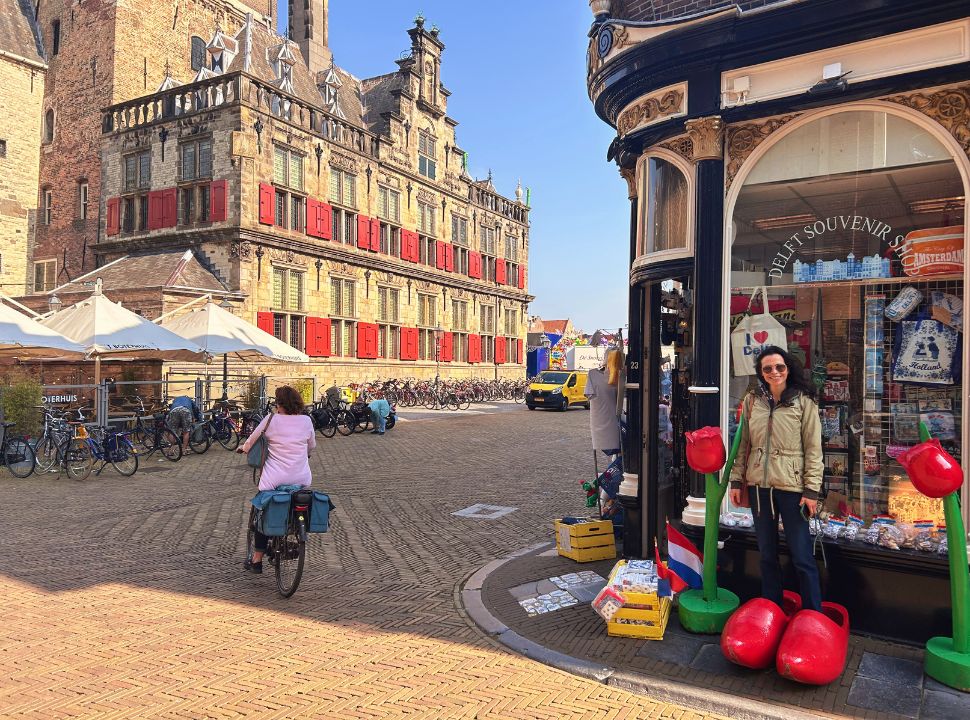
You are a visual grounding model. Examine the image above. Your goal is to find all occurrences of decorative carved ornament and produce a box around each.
[619,167,636,199]
[659,136,694,164]
[416,188,437,205]
[329,151,357,172]
[415,280,436,293]
[685,116,723,161]
[884,85,970,157]
[724,114,799,189]
[375,272,403,287]
[326,260,358,277]
[269,248,305,265]
[587,23,631,77]
[379,173,400,189]
[453,288,468,299]
[617,86,685,137]
[230,241,252,259]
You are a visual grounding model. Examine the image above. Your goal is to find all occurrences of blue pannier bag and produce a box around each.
[252,491,291,536]
[308,491,334,533]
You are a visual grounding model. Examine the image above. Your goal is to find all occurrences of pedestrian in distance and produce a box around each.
[237,385,316,574]
[368,397,391,435]
[168,394,202,451]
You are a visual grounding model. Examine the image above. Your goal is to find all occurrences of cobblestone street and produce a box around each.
[0,404,723,719]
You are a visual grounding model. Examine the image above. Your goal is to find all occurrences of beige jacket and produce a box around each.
[729,391,823,498]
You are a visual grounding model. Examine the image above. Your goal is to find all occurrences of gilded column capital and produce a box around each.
[685,116,724,161]
[619,167,637,199]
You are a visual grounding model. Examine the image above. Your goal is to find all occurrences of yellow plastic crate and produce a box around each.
[607,596,671,639]
[607,559,660,607]
[554,519,616,563]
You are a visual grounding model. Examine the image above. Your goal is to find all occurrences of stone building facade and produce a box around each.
[0,0,45,296]
[92,10,530,385]
[28,0,272,291]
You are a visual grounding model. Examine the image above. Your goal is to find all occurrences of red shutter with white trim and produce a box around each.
[258,183,274,225]
[106,197,121,236]
[256,312,274,334]
[210,180,228,222]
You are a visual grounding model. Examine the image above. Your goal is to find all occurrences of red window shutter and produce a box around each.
[305,317,332,357]
[306,198,319,237]
[370,218,381,251]
[364,323,379,358]
[518,266,525,289]
[146,191,161,230]
[496,258,507,285]
[106,197,120,236]
[256,312,274,334]
[435,241,446,269]
[468,333,480,363]
[162,187,178,228]
[496,337,507,364]
[210,179,228,222]
[410,231,419,262]
[469,251,482,279]
[357,214,371,249]
[319,201,333,240]
[517,339,523,363]
[444,244,454,272]
[258,182,274,225]
[400,327,418,361]
[441,332,453,362]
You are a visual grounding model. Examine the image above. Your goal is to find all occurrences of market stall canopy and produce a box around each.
[0,301,87,359]
[159,302,309,363]
[41,285,205,362]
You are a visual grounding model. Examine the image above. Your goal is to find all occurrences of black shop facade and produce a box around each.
[586,0,970,643]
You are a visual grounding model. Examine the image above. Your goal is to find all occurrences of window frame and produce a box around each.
[42,188,52,225]
[78,181,89,220]
[632,149,695,269]
[33,259,57,292]
[418,130,437,180]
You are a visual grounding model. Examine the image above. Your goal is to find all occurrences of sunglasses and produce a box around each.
[762,363,788,373]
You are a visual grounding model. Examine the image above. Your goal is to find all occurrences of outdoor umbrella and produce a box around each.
[159,301,309,399]
[41,283,206,390]
[0,301,87,359]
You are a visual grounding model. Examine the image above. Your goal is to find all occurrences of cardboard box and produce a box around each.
[796,286,861,321]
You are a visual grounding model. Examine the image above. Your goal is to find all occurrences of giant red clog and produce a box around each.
[776,602,850,685]
[721,590,802,669]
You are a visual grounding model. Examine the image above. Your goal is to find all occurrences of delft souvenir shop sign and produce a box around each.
[765,216,964,281]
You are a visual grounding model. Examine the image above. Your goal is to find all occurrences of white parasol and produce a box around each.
[0,300,87,359]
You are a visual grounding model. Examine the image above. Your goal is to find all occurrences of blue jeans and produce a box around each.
[751,487,822,613]
[371,409,386,433]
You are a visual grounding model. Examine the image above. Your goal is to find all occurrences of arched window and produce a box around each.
[43,109,55,144]
[190,36,206,71]
[635,152,691,262]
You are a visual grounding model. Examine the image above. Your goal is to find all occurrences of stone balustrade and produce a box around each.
[469,184,528,223]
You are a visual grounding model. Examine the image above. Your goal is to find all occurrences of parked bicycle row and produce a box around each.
[338,377,529,410]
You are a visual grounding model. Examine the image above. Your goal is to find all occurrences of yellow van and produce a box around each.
[526,370,589,411]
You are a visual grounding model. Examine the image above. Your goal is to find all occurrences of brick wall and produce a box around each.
[0,58,45,296]
[612,0,777,21]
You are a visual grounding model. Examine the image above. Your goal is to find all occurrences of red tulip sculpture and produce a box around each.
[897,426,970,691]
[677,410,745,633]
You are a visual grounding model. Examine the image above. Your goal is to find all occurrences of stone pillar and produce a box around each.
[289,0,331,76]
[618,165,644,557]
[684,116,725,521]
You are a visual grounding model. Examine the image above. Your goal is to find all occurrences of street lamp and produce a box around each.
[434,325,443,387]
[47,294,62,314]
[541,334,551,371]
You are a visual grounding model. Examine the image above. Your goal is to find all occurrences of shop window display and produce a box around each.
[728,110,966,542]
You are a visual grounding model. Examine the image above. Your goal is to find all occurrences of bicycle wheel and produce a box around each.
[447,394,460,412]
[336,410,355,436]
[4,437,35,478]
[215,422,239,450]
[35,434,59,473]
[110,440,139,477]
[319,415,338,438]
[460,394,471,411]
[157,429,183,461]
[275,523,305,598]
[353,413,369,433]
[63,439,93,481]
[189,425,211,454]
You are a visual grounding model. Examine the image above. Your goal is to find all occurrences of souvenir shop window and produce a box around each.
[725,109,967,546]
[634,152,692,263]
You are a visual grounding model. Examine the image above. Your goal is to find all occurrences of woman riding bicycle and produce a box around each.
[237,386,316,574]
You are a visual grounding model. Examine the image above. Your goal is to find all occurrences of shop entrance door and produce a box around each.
[644,277,693,551]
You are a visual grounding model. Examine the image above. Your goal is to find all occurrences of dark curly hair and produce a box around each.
[755,345,817,404]
[275,385,305,415]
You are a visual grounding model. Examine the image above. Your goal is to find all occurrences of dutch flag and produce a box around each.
[666,522,703,590]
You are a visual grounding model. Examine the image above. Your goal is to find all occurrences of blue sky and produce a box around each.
[278,1,629,333]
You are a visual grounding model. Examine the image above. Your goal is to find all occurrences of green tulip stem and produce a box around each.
[700,412,746,603]
[918,421,969,656]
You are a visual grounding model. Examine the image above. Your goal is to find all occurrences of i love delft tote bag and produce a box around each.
[731,287,788,376]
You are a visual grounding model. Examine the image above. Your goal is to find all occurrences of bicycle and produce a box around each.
[128,398,182,461]
[188,402,240,454]
[246,487,311,598]
[84,425,139,477]
[0,421,36,478]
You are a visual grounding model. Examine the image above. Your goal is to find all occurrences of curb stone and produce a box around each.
[459,545,832,720]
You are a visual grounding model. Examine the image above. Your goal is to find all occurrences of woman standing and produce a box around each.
[729,345,823,612]
[238,386,316,574]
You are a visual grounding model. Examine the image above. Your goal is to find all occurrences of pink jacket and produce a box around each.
[241,412,316,491]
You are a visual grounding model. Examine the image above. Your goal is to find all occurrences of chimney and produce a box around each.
[288,0,331,75]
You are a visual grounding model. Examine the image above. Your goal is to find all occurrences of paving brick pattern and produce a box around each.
[0,404,723,719]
